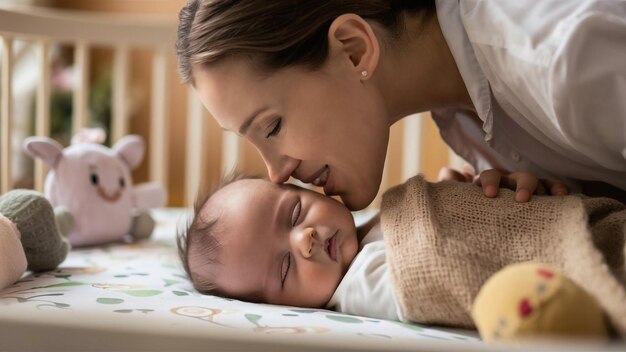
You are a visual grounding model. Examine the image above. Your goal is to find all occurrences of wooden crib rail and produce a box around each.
[0,5,175,47]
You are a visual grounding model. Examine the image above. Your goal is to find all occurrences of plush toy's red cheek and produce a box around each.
[537,269,554,279]
[519,298,533,318]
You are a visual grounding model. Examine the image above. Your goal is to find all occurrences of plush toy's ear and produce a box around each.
[113,135,145,170]
[23,137,64,169]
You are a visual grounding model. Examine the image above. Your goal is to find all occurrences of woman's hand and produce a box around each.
[438,167,569,202]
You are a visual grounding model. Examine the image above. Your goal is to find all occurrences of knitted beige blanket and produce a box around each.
[380,176,626,334]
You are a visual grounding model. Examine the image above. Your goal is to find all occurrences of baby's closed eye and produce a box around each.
[291,200,301,227]
[281,252,291,287]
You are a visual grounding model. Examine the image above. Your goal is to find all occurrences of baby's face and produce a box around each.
[195,179,358,307]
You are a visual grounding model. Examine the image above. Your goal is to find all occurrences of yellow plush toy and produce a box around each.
[472,262,609,342]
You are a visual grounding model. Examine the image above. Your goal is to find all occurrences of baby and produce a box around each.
[177,173,397,318]
[177,173,626,334]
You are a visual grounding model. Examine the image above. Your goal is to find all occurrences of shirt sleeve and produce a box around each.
[547,4,626,170]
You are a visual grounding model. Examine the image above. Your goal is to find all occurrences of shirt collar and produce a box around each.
[436,0,494,141]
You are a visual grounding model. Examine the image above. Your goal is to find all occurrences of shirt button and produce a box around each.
[510,151,521,163]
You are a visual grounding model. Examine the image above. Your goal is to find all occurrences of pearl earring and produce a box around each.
[360,70,368,78]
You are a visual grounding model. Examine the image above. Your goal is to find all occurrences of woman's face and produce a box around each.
[192,59,390,210]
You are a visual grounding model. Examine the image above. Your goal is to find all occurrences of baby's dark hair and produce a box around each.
[176,171,261,295]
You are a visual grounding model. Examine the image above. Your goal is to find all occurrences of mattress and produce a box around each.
[0,209,621,351]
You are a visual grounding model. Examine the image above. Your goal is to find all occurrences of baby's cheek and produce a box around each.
[297,264,340,306]
[342,237,359,268]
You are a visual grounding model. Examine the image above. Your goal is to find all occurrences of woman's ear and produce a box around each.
[327,14,380,81]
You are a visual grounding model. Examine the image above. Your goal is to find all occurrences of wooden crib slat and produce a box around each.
[185,89,205,206]
[402,114,422,181]
[34,40,51,192]
[1,36,13,194]
[72,42,89,135]
[111,46,129,144]
[149,46,169,188]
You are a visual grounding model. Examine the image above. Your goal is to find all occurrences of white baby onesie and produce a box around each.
[325,226,405,321]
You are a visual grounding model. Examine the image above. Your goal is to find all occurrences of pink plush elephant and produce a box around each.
[23,129,167,247]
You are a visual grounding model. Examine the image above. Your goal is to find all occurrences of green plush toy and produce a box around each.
[472,262,609,342]
[0,190,70,290]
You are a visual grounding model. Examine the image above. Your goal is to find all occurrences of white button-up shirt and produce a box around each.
[432,0,626,193]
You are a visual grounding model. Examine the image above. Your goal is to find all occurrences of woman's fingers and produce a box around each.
[445,167,567,201]
[474,169,501,198]
[504,172,540,202]
[543,179,569,196]
[475,170,546,202]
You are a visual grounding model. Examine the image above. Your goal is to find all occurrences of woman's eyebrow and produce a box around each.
[239,106,270,135]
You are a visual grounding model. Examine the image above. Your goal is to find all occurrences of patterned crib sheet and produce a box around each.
[0,209,479,348]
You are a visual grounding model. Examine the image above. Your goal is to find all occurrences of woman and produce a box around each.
[176,0,626,210]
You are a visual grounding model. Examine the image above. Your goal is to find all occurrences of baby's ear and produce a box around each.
[23,137,64,169]
[113,135,145,170]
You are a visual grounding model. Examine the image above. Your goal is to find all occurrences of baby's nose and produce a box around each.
[293,227,315,259]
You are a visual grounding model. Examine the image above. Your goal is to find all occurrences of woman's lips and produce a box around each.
[323,168,334,195]
[303,165,335,195]
[311,165,329,187]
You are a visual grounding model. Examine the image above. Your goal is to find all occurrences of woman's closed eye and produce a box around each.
[281,252,291,287]
[265,117,282,138]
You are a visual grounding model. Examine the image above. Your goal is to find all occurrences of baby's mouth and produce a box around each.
[324,233,337,261]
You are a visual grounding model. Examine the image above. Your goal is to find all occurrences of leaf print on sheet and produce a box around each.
[289,309,318,314]
[0,293,70,310]
[357,332,392,339]
[163,279,180,287]
[325,315,363,324]
[43,282,86,288]
[97,298,124,304]
[114,309,154,314]
[390,321,423,331]
[123,290,162,297]
[245,313,262,326]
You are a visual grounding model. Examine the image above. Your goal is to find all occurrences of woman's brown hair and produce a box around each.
[176,0,436,84]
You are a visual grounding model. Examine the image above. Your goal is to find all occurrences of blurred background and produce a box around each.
[0,0,457,208]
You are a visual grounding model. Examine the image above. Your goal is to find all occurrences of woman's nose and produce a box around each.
[292,227,315,259]
[262,153,299,184]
